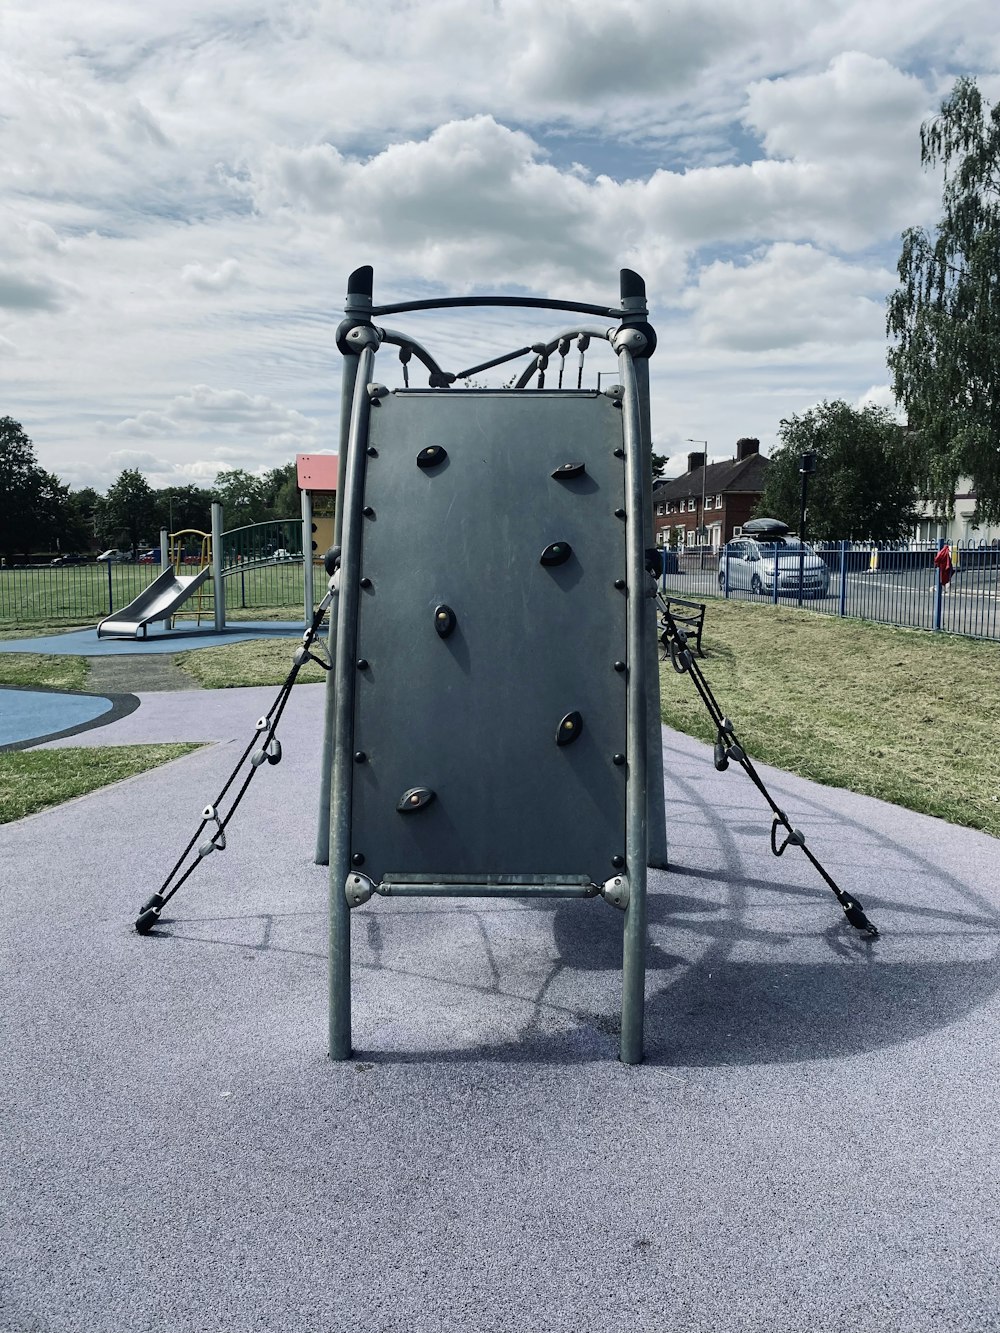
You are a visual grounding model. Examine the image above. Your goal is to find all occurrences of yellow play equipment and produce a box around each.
[167,528,214,625]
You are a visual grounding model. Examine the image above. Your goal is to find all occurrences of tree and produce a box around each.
[887,77,1000,523]
[213,468,269,526]
[153,484,213,536]
[100,469,157,553]
[754,401,920,542]
[65,487,101,553]
[261,462,300,518]
[651,451,669,478]
[0,417,47,559]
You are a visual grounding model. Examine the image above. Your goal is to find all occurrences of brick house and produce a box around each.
[652,438,770,551]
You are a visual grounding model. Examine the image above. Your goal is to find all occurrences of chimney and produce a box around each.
[686,450,706,474]
[736,437,760,461]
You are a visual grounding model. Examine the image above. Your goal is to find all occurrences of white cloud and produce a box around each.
[684,243,895,352]
[1,0,996,498]
[181,259,242,291]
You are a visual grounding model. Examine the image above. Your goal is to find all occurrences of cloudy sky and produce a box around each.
[3,0,999,492]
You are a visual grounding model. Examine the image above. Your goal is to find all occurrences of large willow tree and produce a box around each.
[887,78,1000,524]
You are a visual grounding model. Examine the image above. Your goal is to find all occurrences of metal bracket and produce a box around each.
[610,327,648,355]
[600,872,630,911]
[602,384,624,401]
[367,382,389,401]
[345,872,375,908]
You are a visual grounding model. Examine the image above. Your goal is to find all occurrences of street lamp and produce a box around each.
[685,438,708,555]
[798,451,817,606]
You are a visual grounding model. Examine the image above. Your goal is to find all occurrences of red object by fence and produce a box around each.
[934,543,953,587]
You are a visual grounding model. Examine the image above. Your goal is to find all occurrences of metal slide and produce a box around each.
[97,566,213,639]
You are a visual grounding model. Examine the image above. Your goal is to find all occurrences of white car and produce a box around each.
[96,549,128,562]
[719,522,830,599]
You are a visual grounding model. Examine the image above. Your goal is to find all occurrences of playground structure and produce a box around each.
[318,264,666,1064]
[97,501,333,640]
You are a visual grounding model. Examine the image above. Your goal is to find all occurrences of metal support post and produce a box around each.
[328,341,377,1061]
[301,486,314,627]
[211,502,225,631]
[838,541,848,617]
[159,528,168,570]
[616,338,648,1066]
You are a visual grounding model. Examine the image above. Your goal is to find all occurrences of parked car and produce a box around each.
[50,554,86,566]
[96,549,128,562]
[138,550,160,563]
[718,521,830,598]
[272,548,299,562]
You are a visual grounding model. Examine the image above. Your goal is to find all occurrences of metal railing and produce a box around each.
[660,540,1000,642]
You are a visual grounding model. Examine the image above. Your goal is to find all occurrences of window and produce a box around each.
[687,498,695,512]
[656,503,665,515]
[715,494,723,507]
[666,502,675,514]
[686,527,697,547]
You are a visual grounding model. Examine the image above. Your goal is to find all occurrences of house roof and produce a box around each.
[653,453,770,501]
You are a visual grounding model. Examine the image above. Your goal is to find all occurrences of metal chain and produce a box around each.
[134,592,334,934]
[657,592,879,938]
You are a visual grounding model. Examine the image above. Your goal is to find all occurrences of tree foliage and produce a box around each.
[99,469,157,552]
[0,417,48,559]
[754,401,920,542]
[887,77,1000,523]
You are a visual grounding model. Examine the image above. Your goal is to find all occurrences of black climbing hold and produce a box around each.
[556,711,583,746]
[351,852,365,866]
[360,577,373,590]
[611,855,625,869]
[614,447,625,459]
[367,446,378,457]
[540,542,572,567]
[713,739,729,772]
[354,751,367,763]
[613,753,626,766]
[613,660,626,673]
[397,787,436,813]
[363,506,375,518]
[614,508,626,519]
[433,605,457,638]
[614,579,626,590]
[551,462,586,480]
[356,658,369,670]
[417,446,447,469]
[265,739,282,766]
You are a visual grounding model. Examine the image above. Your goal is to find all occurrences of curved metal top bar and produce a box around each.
[376,326,451,383]
[362,295,628,320]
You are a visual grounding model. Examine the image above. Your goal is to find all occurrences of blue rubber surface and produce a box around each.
[0,687,113,747]
[0,621,306,657]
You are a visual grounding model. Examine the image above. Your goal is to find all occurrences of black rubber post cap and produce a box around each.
[135,908,160,935]
[347,265,373,297]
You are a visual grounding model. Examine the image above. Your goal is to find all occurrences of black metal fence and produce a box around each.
[661,540,1000,642]
[0,557,310,628]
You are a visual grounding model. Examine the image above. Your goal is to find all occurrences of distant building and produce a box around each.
[913,482,1000,545]
[652,438,770,550]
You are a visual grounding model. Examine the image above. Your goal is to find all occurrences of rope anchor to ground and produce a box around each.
[133,591,333,935]
[658,593,879,939]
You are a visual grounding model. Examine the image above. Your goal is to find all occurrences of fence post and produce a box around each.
[933,537,945,631]
[723,544,730,598]
[106,558,114,614]
[838,541,847,617]
[772,544,779,604]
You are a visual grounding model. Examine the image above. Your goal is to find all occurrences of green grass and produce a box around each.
[661,598,1000,839]
[176,637,328,688]
[0,653,89,691]
[0,745,202,823]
